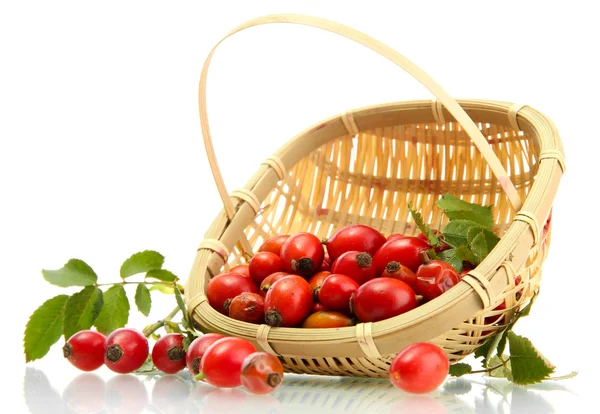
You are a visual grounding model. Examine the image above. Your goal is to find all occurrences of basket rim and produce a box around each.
[185,98,564,358]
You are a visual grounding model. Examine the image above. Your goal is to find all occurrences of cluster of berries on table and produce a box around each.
[63,328,285,395]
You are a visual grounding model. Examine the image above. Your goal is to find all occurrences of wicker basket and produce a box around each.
[185,14,565,378]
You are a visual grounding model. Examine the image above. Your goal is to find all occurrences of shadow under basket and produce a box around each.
[185,15,566,378]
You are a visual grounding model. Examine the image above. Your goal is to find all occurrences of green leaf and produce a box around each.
[469,229,500,263]
[174,284,191,330]
[145,269,178,282]
[94,285,130,335]
[42,259,97,287]
[507,332,555,385]
[449,363,472,377]
[120,250,164,279]
[63,287,104,340]
[437,249,463,273]
[135,284,152,316]
[24,295,69,362]
[455,245,478,265]
[474,338,493,360]
[149,284,175,294]
[487,355,512,379]
[442,220,485,248]
[436,194,494,228]
[408,202,439,247]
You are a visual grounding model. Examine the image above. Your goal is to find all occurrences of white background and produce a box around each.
[1,1,598,412]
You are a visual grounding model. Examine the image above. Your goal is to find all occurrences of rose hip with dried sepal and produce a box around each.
[381,261,418,291]
[331,251,376,285]
[258,235,290,256]
[240,352,285,394]
[280,233,324,277]
[104,328,149,374]
[151,333,186,374]
[63,330,106,372]
[196,337,257,388]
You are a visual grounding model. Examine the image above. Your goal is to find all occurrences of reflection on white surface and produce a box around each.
[24,367,580,414]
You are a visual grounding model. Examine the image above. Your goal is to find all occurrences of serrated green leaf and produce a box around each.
[42,259,97,287]
[408,202,439,247]
[475,338,493,360]
[120,250,164,279]
[174,284,191,330]
[63,287,104,339]
[469,229,499,264]
[508,332,555,385]
[24,295,69,362]
[437,249,463,273]
[149,284,175,294]
[449,363,472,377]
[442,220,485,248]
[436,194,494,228]
[94,285,129,335]
[135,284,151,316]
[468,227,500,247]
[455,245,478,265]
[145,269,178,282]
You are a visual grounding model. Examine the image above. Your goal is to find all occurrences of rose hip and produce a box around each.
[206,272,259,315]
[331,251,376,285]
[185,333,225,376]
[381,261,418,291]
[240,352,284,394]
[151,334,186,374]
[280,233,324,277]
[259,272,291,296]
[326,225,386,261]
[249,251,283,285]
[104,328,149,374]
[258,235,290,256]
[199,337,257,388]
[318,274,359,314]
[63,330,106,372]
[228,292,265,324]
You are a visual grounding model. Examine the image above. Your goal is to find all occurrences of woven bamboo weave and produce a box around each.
[185,15,565,378]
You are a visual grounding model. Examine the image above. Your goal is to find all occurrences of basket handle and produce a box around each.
[199,14,523,216]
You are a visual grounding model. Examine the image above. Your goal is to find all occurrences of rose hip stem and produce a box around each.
[142,306,181,337]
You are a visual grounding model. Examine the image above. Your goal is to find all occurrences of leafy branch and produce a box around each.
[24,250,197,362]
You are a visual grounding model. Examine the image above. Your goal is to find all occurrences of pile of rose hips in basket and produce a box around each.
[208,224,466,328]
[63,328,285,394]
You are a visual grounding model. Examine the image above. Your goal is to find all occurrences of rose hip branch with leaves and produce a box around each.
[410,194,575,385]
[23,250,198,363]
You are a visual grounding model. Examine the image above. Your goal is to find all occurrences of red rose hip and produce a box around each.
[228,292,265,324]
[331,251,376,285]
[104,328,149,374]
[280,233,324,277]
[326,225,386,261]
[414,260,461,302]
[185,333,225,376]
[352,278,417,322]
[373,236,430,274]
[240,352,284,394]
[206,272,259,315]
[264,275,313,327]
[318,274,359,314]
[249,251,283,285]
[63,330,106,372]
[389,342,449,394]
[152,333,186,374]
[258,235,290,256]
[199,337,257,388]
